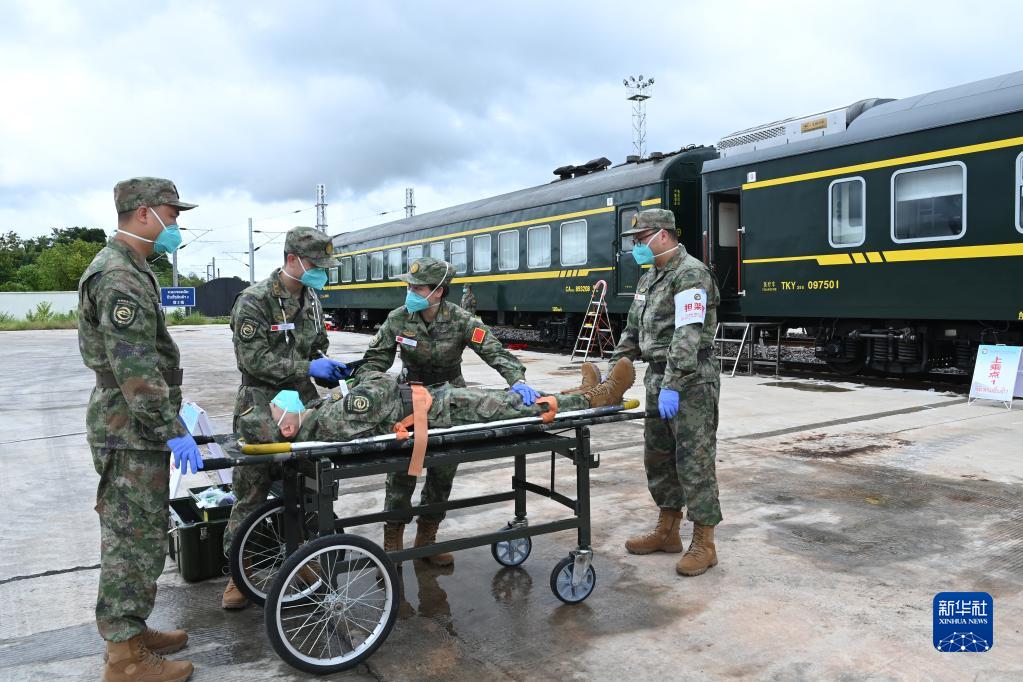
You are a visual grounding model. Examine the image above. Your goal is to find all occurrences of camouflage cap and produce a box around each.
[114,177,197,213]
[396,257,456,286]
[285,226,337,268]
[620,208,675,236]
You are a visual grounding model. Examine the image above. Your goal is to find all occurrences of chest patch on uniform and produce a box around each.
[674,288,707,327]
[110,297,139,329]
[344,393,372,414]
[470,327,486,344]
[270,322,295,332]
[634,294,646,302]
[238,318,259,341]
[396,335,418,348]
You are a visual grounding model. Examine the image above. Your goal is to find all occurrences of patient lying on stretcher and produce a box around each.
[244,358,635,444]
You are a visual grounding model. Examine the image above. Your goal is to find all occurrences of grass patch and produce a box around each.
[167,312,230,326]
[0,303,228,330]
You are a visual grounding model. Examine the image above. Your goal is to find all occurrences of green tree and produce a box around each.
[0,231,25,284]
[34,240,105,290]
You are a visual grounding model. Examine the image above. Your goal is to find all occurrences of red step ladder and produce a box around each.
[571,280,617,362]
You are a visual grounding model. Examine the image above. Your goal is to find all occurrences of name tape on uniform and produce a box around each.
[270,322,296,332]
[634,294,646,302]
[396,335,418,348]
[674,289,707,327]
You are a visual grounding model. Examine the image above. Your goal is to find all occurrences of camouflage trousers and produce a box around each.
[91,447,169,642]
[223,462,274,554]
[642,369,723,526]
[385,386,589,522]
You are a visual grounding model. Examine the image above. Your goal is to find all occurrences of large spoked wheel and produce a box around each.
[491,532,532,567]
[549,556,596,605]
[230,499,336,607]
[265,534,399,674]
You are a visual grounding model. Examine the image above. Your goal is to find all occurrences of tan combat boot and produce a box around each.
[579,358,635,407]
[625,509,684,554]
[221,577,248,610]
[104,634,193,682]
[676,523,719,576]
[414,519,454,566]
[561,362,602,394]
[142,628,188,655]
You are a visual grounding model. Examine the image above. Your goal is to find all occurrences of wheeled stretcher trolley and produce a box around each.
[195,403,642,674]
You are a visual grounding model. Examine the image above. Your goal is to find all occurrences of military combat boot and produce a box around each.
[141,628,188,656]
[561,362,602,394]
[221,577,248,610]
[104,634,193,682]
[579,358,635,407]
[383,522,405,553]
[625,509,684,554]
[414,519,454,566]
[676,523,718,576]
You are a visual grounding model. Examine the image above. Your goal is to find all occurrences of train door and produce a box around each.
[615,204,641,296]
[709,191,741,299]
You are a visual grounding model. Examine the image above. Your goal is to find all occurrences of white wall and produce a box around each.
[0,291,78,318]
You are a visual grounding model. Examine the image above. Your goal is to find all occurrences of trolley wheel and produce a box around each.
[265,533,398,674]
[491,533,532,567]
[229,499,340,607]
[549,556,596,604]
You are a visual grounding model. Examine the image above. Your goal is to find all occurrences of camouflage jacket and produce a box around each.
[77,238,186,450]
[355,301,525,387]
[230,269,329,424]
[460,289,477,312]
[608,248,720,390]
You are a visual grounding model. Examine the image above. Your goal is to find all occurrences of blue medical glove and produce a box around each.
[658,388,680,420]
[168,433,204,475]
[309,357,347,381]
[510,382,541,406]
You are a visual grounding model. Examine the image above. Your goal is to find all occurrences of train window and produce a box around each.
[473,235,492,272]
[370,252,384,280]
[527,225,551,268]
[387,248,402,278]
[891,162,966,243]
[620,209,638,250]
[828,177,866,247]
[498,230,519,270]
[560,220,587,266]
[328,266,339,285]
[1016,152,1023,234]
[341,257,353,283]
[450,239,467,273]
[407,245,424,262]
[429,242,445,260]
[354,254,368,282]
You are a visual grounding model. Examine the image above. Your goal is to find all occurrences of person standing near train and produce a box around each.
[607,208,723,577]
[219,226,349,609]
[353,257,539,565]
[460,283,477,314]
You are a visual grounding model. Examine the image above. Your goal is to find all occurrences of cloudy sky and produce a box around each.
[0,0,1018,280]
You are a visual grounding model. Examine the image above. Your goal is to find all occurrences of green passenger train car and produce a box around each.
[322,147,716,345]
[702,71,1023,374]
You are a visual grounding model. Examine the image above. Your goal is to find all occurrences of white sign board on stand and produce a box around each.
[968,345,1022,409]
[170,402,232,498]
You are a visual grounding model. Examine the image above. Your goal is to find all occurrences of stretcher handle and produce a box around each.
[240,442,294,455]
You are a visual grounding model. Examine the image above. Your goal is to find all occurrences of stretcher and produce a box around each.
[193,400,643,675]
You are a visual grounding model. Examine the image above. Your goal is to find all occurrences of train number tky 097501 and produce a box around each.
[806,279,840,290]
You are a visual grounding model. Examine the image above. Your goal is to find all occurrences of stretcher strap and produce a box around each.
[392,383,433,476]
[534,395,558,423]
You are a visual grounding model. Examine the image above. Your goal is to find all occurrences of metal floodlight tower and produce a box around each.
[624,75,654,158]
[315,184,328,232]
[405,187,416,218]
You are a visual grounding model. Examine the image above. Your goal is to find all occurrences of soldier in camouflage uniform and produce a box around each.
[220,226,347,609]
[78,177,197,681]
[608,209,723,577]
[353,257,541,565]
[460,284,477,314]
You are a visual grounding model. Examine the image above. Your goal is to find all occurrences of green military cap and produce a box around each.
[397,257,456,286]
[620,208,675,236]
[114,177,197,213]
[285,226,337,268]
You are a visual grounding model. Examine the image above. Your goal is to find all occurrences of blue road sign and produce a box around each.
[160,287,196,307]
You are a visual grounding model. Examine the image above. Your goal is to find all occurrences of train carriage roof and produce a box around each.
[333,149,708,247]
[703,70,1023,172]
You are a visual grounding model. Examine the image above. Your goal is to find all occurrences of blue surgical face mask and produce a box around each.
[298,259,328,290]
[631,230,661,265]
[405,282,443,313]
[116,207,182,255]
[271,390,306,427]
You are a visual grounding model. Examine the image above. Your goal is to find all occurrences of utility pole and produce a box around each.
[624,75,654,158]
[315,184,327,232]
[248,217,255,284]
[172,250,179,287]
[405,187,416,217]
